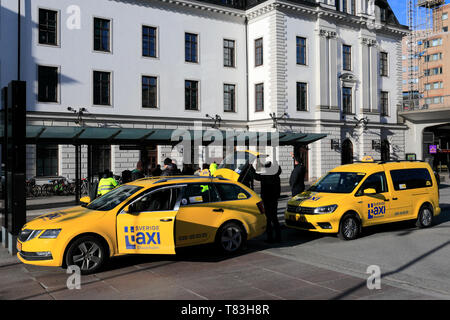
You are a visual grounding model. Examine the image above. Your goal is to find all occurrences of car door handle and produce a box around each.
[213,208,224,212]
[384,199,390,202]
[160,218,173,222]
[392,197,398,200]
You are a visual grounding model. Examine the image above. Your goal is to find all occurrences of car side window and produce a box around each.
[356,172,388,196]
[181,184,214,205]
[215,183,251,201]
[134,188,180,212]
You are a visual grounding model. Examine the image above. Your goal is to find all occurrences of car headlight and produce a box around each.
[19,229,43,242]
[39,229,61,239]
[313,205,338,215]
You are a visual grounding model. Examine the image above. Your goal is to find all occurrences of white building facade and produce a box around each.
[0,0,409,181]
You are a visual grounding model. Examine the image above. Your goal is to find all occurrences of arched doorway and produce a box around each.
[381,140,390,162]
[341,139,353,164]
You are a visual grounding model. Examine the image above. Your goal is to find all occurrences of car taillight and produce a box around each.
[256,201,265,215]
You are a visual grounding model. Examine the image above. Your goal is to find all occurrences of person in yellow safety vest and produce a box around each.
[199,163,211,176]
[97,169,118,196]
[209,162,218,176]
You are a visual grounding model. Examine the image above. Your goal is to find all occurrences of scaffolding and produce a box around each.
[405,0,445,111]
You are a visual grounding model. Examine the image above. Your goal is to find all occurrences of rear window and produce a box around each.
[214,183,251,201]
[390,168,433,191]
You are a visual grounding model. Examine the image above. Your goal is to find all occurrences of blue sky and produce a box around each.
[389,0,449,26]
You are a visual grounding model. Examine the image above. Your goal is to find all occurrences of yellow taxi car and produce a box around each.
[17,176,266,274]
[285,159,441,240]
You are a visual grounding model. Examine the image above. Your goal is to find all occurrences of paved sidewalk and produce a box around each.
[0,239,440,300]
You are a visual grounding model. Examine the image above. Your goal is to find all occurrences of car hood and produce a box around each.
[288,190,350,208]
[23,206,105,230]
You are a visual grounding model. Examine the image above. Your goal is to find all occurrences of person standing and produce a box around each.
[97,169,118,197]
[131,161,145,181]
[289,155,306,197]
[253,161,282,243]
[161,158,178,176]
[151,164,162,177]
[209,161,218,176]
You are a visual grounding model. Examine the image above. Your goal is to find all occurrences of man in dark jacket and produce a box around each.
[161,158,178,176]
[253,161,282,243]
[289,156,306,196]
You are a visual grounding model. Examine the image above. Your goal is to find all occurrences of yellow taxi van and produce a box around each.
[17,176,266,274]
[285,159,441,240]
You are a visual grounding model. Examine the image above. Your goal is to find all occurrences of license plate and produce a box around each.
[17,241,22,252]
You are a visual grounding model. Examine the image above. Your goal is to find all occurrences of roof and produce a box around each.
[330,160,430,174]
[126,175,234,187]
[15,125,327,146]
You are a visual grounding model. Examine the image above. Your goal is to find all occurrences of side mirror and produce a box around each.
[80,196,91,204]
[363,188,377,195]
[124,203,138,214]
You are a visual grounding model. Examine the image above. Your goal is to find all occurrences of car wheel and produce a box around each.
[216,222,246,254]
[416,204,433,228]
[65,236,107,275]
[338,214,361,240]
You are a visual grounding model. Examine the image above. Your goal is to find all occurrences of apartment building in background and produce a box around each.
[1,0,408,182]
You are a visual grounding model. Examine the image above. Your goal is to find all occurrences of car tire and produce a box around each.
[416,204,433,228]
[65,236,107,275]
[216,221,246,254]
[338,213,361,240]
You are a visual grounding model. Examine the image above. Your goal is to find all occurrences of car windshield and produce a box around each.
[308,172,365,194]
[87,185,143,211]
[218,151,258,173]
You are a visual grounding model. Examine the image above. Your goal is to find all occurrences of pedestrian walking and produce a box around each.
[97,169,118,196]
[289,154,306,196]
[209,161,218,176]
[253,161,282,243]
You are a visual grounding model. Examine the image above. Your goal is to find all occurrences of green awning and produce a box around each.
[17,125,327,146]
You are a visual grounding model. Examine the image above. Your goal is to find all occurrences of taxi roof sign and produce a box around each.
[361,156,375,162]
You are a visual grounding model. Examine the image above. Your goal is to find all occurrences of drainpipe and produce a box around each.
[245,16,249,126]
[17,0,21,81]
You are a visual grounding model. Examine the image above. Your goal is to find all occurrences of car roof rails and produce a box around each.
[153,175,229,184]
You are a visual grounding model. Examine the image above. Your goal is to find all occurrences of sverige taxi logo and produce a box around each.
[124,226,161,249]
[368,202,386,220]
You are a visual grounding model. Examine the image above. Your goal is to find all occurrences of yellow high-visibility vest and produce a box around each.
[97,177,118,196]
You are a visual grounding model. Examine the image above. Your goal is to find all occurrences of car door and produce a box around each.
[386,167,415,220]
[116,186,182,255]
[175,183,223,247]
[355,172,392,226]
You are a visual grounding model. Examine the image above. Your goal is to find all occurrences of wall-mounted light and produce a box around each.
[67,107,87,126]
[205,114,222,129]
[270,112,289,129]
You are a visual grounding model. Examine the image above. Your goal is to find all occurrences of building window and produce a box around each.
[185,80,199,110]
[142,26,157,58]
[351,0,356,15]
[424,38,442,48]
[255,83,264,112]
[296,82,307,111]
[443,12,448,20]
[223,39,235,67]
[223,84,236,112]
[343,45,352,71]
[380,7,387,22]
[38,65,58,103]
[92,145,111,177]
[94,18,111,52]
[93,71,111,106]
[255,38,263,67]
[342,87,352,114]
[296,37,307,65]
[380,52,388,76]
[380,91,389,116]
[424,67,443,76]
[36,145,58,176]
[443,26,448,32]
[38,9,58,45]
[185,33,198,63]
[142,76,157,108]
